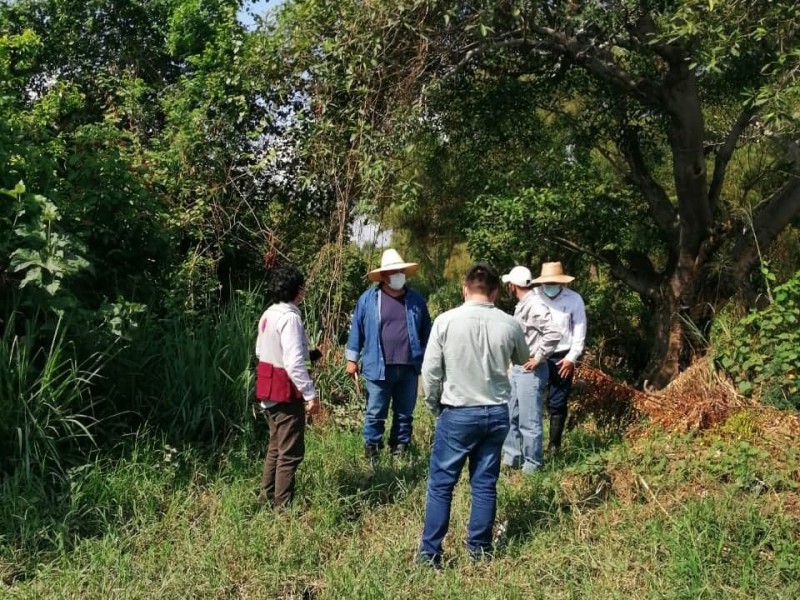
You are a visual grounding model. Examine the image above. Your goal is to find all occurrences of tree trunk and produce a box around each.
[639,282,680,388]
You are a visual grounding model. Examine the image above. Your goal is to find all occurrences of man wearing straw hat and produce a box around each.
[346,248,432,462]
[532,261,587,456]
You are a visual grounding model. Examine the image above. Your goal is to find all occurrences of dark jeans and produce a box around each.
[419,404,510,561]
[363,365,418,448]
[261,400,305,508]
[546,350,574,418]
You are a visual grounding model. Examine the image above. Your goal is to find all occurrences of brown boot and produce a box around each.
[365,444,380,466]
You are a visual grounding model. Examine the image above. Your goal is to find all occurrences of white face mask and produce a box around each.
[543,284,562,298]
[387,273,406,290]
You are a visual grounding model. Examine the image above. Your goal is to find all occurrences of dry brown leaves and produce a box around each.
[571,362,751,434]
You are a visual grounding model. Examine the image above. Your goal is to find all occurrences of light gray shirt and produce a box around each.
[514,290,561,362]
[421,301,529,414]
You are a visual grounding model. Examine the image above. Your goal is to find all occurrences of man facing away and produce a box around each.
[531,261,587,456]
[346,248,432,461]
[500,266,561,474]
[418,263,529,567]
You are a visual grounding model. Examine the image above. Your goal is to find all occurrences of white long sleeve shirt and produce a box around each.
[255,302,317,405]
[533,287,587,363]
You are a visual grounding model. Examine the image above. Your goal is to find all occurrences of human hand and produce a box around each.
[305,397,321,416]
[556,358,574,379]
[523,357,540,371]
[345,360,359,378]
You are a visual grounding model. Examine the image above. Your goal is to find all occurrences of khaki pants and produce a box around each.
[260,400,305,508]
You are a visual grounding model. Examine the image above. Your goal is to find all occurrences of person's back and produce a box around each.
[418,263,528,568]
[422,301,528,412]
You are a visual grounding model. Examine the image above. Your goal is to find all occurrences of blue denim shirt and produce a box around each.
[345,285,432,381]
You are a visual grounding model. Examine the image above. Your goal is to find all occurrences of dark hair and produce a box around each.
[465,262,500,295]
[270,266,305,303]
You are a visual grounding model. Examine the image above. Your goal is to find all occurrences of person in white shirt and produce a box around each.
[254,266,320,508]
[531,262,587,456]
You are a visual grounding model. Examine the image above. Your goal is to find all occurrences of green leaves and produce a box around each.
[2,183,90,310]
[714,269,800,407]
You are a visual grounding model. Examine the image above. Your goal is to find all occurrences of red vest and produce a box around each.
[256,361,303,403]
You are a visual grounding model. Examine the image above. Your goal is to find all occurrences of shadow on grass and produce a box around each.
[496,423,626,549]
[328,449,430,525]
[551,425,624,469]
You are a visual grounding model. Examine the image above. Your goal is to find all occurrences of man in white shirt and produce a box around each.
[418,263,529,568]
[531,262,587,456]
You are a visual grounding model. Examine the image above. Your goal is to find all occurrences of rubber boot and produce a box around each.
[548,414,567,457]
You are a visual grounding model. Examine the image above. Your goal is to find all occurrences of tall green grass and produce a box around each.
[3,414,799,599]
[100,288,266,448]
[0,312,104,481]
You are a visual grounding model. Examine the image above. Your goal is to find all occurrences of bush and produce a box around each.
[713,270,800,408]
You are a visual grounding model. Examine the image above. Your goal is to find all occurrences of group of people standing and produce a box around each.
[253,249,586,567]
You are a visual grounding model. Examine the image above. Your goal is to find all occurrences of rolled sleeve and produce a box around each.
[345,297,364,364]
[566,298,587,363]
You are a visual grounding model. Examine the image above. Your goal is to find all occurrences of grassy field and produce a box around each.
[2,405,799,599]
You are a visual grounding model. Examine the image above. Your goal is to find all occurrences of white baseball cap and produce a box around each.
[501,266,533,287]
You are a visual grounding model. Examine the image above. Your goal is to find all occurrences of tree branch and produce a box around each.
[730,170,800,283]
[708,105,757,212]
[617,127,679,236]
[549,236,658,299]
[525,25,664,108]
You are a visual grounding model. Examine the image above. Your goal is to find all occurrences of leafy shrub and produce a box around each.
[713,270,800,407]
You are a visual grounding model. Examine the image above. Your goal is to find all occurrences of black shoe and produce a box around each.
[467,547,494,563]
[390,443,408,457]
[548,414,567,456]
[415,552,443,570]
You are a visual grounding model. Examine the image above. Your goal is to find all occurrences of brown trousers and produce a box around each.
[260,400,305,508]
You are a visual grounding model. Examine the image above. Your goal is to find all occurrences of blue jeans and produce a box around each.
[503,363,548,473]
[419,404,510,561]
[363,365,418,448]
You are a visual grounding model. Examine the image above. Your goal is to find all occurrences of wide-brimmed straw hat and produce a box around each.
[531,261,575,284]
[367,249,420,282]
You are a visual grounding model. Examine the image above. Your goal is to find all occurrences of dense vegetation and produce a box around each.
[1,1,798,597]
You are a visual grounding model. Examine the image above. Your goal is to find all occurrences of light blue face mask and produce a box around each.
[387,273,406,290]
[543,284,562,298]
